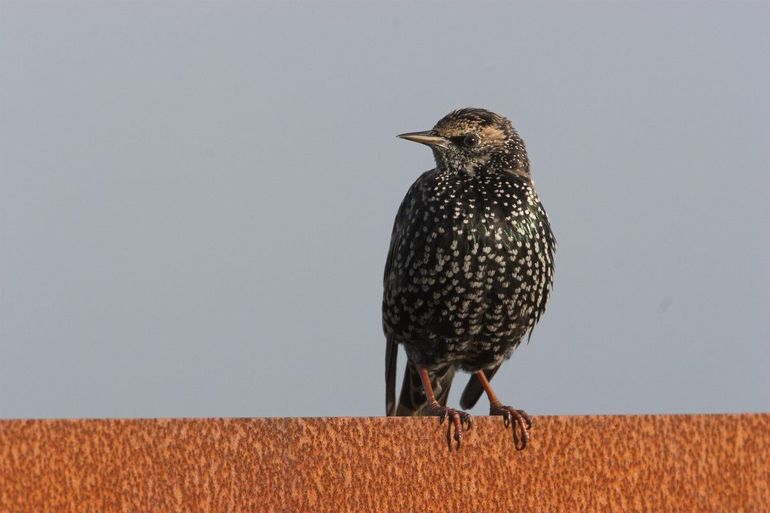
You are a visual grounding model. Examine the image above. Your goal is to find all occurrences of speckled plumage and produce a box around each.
[384,108,555,426]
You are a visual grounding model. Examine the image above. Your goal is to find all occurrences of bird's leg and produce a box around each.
[417,366,473,450]
[476,370,532,450]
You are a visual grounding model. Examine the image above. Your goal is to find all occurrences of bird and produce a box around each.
[383,108,555,450]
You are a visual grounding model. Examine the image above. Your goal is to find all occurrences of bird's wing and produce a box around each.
[526,200,557,339]
[383,170,433,415]
[459,365,501,410]
[382,170,432,286]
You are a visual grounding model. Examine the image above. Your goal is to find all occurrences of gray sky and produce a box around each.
[1,1,768,419]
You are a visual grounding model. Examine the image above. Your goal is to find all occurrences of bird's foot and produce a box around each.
[425,401,473,450]
[490,403,532,450]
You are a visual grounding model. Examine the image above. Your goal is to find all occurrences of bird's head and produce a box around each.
[398,108,529,176]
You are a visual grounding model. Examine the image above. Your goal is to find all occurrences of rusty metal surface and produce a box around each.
[1,414,768,512]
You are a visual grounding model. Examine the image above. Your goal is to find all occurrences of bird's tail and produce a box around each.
[385,338,399,416]
[459,365,500,410]
[394,360,455,416]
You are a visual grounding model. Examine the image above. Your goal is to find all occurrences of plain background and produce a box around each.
[1,1,768,419]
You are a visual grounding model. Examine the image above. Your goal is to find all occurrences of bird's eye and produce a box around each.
[463,134,479,148]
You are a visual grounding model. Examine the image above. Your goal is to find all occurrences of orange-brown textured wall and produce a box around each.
[1,414,768,512]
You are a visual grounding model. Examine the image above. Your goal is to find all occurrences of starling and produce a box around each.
[383,108,556,450]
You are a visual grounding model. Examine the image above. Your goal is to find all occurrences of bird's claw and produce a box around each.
[491,404,532,450]
[428,403,473,450]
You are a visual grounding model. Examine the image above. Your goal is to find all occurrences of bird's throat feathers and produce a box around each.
[433,147,530,179]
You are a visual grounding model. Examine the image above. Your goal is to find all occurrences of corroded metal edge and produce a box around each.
[1,414,768,512]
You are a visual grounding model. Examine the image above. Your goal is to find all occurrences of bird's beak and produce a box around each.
[397,131,449,149]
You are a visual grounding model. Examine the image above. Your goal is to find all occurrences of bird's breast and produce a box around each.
[390,172,553,303]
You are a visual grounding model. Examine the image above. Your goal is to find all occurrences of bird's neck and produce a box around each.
[435,157,531,181]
